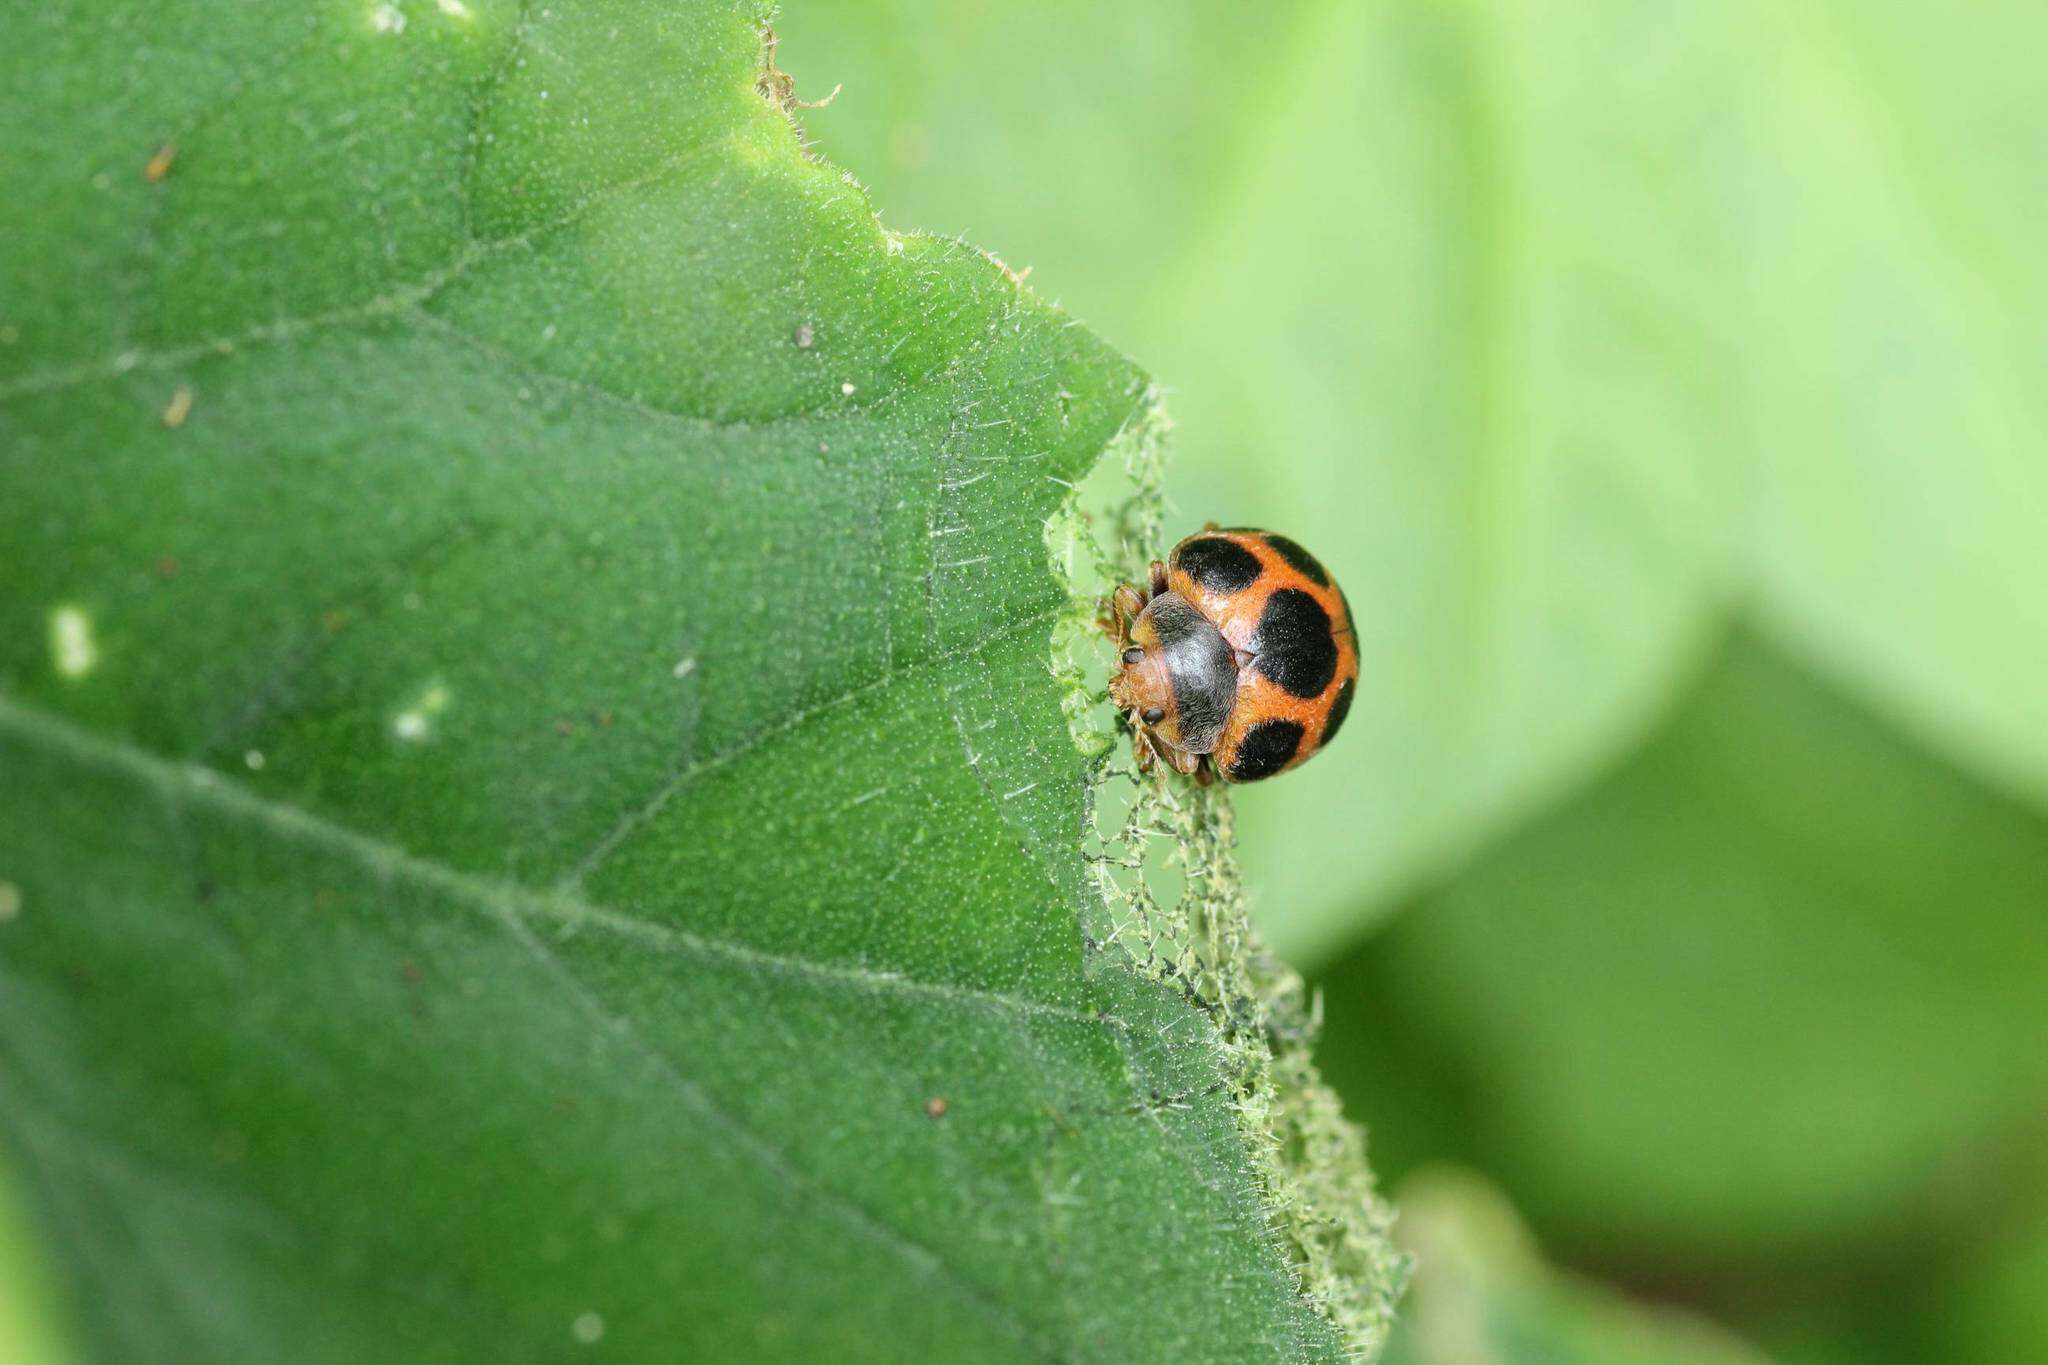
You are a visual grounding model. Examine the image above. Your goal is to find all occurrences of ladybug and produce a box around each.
[1103,526,1357,784]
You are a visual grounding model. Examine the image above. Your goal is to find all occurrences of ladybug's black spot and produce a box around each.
[1261,534,1330,587]
[1228,719,1304,782]
[1173,535,1262,594]
[1250,589,1338,699]
[1322,677,1355,746]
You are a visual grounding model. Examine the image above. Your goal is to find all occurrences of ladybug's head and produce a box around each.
[1112,592,1235,756]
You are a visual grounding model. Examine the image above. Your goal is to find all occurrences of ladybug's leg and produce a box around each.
[1164,745,1205,780]
[1100,583,1147,644]
[1148,560,1169,598]
[1130,725,1158,775]
[1190,755,1217,787]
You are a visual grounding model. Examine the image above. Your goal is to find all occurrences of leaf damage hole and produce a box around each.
[1045,394,1407,1356]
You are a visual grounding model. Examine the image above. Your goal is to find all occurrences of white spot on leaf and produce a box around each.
[436,0,471,17]
[50,606,97,678]
[371,3,406,34]
[0,882,19,923]
[393,681,452,742]
[572,1312,604,1344]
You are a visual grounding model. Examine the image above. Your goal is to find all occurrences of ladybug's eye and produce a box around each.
[1141,707,1166,724]
[1122,647,1145,666]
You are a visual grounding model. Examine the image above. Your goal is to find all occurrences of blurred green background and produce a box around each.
[783,1,2048,1360]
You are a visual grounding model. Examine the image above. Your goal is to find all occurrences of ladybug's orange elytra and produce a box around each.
[1102,528,1356,784]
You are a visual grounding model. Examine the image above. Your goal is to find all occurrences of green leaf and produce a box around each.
[0,1164,67,1365]
[1933,1197,2048,1363]
[0,2,1396,1359]
[1732,1,2048,812]
[1312,630,2048,1260]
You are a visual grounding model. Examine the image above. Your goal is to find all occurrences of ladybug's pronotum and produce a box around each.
[1103,527,1357,784]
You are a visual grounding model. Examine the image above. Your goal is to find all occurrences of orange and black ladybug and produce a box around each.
[1103,526,1356,784]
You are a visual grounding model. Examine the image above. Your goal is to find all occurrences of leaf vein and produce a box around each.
[560,608,1058,888]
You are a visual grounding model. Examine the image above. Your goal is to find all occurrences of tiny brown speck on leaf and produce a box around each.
[924,1097,947,1119]
[144,142,176,182]
[161,384,193,428]
[400,962,424,987]
[155,555,180,578]
[554,718,577,736]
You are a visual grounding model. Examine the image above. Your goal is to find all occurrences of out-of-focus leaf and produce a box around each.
[1313,630,2048,1259]
[0,1166,68,1365]
[1735,2,2048,813]
[1380,1169,1769,1365]
[0,2,1392,1359]
[1151,0,1737,962]
[1933,1194,2048,1364]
